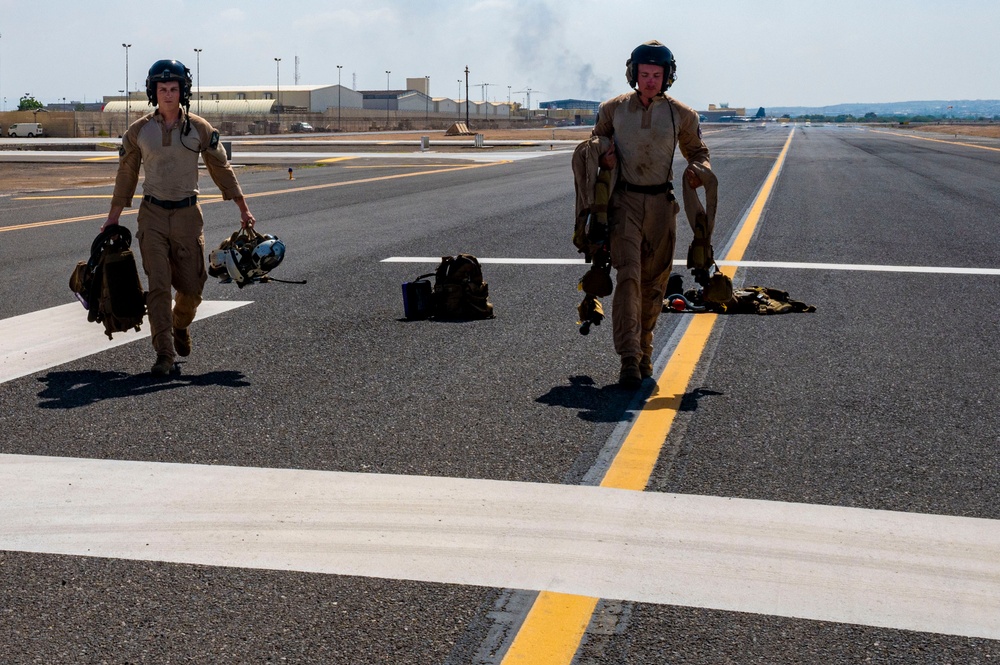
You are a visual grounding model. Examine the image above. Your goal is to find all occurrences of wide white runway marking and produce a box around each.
[0,301,251,384]
[382,256,1000,275]
[1,453,998,640]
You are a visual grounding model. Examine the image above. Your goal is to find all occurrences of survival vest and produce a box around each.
[69,226,147,339]
[431,254,494,320]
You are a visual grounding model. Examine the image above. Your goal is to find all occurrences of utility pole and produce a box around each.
[464,65,469,126]
[425,75,430,126]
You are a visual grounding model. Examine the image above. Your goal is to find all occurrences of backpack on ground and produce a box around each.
[69,226,147,340]
[432,254,494,319]
[402,254,494,320]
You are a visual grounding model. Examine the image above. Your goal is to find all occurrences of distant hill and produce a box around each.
[766,100,1000,118]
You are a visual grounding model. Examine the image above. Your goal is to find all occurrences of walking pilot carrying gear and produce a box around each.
[102,57,258,376]
[584,39,713,388]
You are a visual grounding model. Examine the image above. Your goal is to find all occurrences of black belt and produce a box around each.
[143,194,198,209]
[616,180,674,197]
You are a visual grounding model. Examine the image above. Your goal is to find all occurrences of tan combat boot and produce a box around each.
[173,327,192,357]
[151,354,174,378]
[639,355,653,379]
[619,356,642,388]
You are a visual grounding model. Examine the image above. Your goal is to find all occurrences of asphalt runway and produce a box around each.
[1,125,999,663]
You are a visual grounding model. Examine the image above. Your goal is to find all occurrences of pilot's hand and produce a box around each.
[599,143,617,170]
[684,165,703,189]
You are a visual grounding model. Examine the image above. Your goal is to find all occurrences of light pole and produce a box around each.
[424,75,429,126]
[464,65,469,127]
[193,48,202,115]
[274,57,281,131]
[122,43,131,121]
[385,70,391,128]
[336,64,342,132]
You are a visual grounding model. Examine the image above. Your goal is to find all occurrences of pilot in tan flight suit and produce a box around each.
[102,59,255,377]
[593,40,712,387]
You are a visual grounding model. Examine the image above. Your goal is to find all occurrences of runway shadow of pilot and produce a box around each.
[36,368,251,410]
[536,375,722,422]
[536,375,635,423]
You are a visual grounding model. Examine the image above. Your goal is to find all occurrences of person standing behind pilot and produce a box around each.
[101,59,256,377]
[594,40,712,388]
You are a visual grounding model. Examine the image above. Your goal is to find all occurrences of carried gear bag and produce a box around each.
[69,226,147,340]
[431,254,495,319]
[208,225,305,287]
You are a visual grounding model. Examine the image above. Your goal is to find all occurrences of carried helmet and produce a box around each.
[625,40,677,92]
[208,227,286,288]
[145,59,193,106]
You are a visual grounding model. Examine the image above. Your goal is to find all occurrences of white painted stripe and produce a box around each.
[382,256,586,264]
[1,453,997,640]
[0,301,251,384]
[382,256,1000,275]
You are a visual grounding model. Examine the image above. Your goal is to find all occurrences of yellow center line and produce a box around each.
[314,156,356,164]
[872,129,1000,153]
[500,129,796,665]
[0,161,510,234]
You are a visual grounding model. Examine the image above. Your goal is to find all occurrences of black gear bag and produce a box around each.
[402,254,495,320]
[69,226,147,340]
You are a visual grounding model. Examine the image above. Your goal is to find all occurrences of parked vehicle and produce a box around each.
[290,122,314,133]
[8,123,44,137]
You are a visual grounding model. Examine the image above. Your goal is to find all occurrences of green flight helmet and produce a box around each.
[626,40,677,91]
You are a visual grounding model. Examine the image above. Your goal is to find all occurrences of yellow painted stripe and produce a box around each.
[872,129,1000,153]
[599,312,719,490]
[500,129,795,665]
[0,162,508,234]
[314,156,356,164]
[81,155,121,162]
[499,592,599,664]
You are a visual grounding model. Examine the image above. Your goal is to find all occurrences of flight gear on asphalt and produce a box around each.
[665,276,816,316]
[430,254,495,320]
[402,273,436,320]
[69,226,147,340]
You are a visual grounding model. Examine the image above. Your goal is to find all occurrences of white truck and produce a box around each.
[8,123,44,137]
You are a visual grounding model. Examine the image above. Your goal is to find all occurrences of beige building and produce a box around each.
[103,84,363,115]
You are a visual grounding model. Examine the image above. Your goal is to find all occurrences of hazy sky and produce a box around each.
[2,0,998,111]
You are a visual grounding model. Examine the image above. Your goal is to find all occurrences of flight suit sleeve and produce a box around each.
[675,102,711,169]
[192,116,244,201]
[592,96,624,139]
[110,124,143,208]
